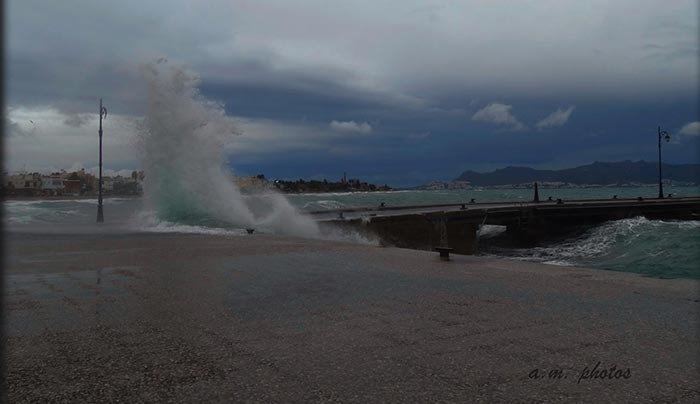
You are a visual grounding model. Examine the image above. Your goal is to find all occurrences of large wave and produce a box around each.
[482,217,700,278]
[134,61,319,238]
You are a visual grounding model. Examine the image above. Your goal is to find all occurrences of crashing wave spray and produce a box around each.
[135,61,320,237]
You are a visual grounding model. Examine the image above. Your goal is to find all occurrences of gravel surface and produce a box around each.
[4,231,699,403]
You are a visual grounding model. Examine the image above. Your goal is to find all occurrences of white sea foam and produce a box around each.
[321,225,380,246]
[128,209,243,235]
[4,203,87,224]
[293,190,413,197]
[7,215,34,224]
[302,200,348,210]
[477,224,506,238]
[4,198,130,206]
[542,260,575,266]
[70,198,131,205]
[138,221,248,236]
[678,220,700,229]
[506,216,699,266]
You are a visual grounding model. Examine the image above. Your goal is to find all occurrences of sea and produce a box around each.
[5,184,699,280]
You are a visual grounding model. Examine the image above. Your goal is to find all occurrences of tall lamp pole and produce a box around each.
[97,99,107,223]
[657,126,670,199]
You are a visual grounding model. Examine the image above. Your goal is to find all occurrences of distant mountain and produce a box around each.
[454,161,700,186]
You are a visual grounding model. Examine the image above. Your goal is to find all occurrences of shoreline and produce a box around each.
[2,195,141,202]
[3,184,700,201]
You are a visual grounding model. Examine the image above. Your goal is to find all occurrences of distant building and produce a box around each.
[112,176,139,195]
[102,177,114,193]
[73,169,97,194]
[234,175,269,191]
[2,168,146,198]
[450,181,471,190]
[5,172,42,196]
[63,179,81,196]
[41,175,65,196]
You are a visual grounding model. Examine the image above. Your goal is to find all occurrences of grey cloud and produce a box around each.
[225,117,374,164]
[536,106,575,129]
[407,131,431,140]
[200,55,432,114]
[9,0,698,117]
[54,100,99,128]
[6,119,32,138]
[330,120,373,134]
[471,103,525,131]
[5,0,699,180]
[6,0,234,115]
[7,53,148,116]
[679,121,700,136]
[63,114,91,127]
[5,107,137,173]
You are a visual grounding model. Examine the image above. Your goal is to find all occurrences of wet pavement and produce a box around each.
[4,231,700,403]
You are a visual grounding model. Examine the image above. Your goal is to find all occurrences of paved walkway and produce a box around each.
[4,232,699,403]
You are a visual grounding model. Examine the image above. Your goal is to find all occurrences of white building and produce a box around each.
[5,172,42,196]
[102,177,114,192]
[41,175,65,195]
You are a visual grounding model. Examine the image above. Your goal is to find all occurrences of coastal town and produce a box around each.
[2,170,391,197]
[2,169,144,197]
[5,164,695,198]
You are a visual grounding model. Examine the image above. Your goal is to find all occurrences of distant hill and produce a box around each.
[454,161,700,186]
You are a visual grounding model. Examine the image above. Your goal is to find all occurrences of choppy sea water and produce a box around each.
[4,185,700,279]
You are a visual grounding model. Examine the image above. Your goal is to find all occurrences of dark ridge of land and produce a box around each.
[5,231,699,403]
[272,178,392,193]
[455,160,700,186]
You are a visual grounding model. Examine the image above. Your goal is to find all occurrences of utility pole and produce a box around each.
[657,126,670,199]
[97,99,107,223]
[533,182,539,203]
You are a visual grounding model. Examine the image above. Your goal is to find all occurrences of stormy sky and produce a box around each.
[6,0,700,186]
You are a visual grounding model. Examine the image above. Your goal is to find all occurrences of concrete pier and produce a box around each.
[362,213,479,254]
[366,214,439,250]
[315,196,700,255]
[445,221,478,254]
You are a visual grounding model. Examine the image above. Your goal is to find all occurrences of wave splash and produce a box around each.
[135,61,319,238]
[485,217,700,278]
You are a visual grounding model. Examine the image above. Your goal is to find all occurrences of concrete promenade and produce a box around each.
[4,231,700,403]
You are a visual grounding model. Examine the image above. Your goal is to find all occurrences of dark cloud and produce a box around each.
[5,0,699,184]
[63,114,91,128]
[329,120,373,134]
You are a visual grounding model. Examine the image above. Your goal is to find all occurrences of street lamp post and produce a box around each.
[97,99,107,223]
[657,126,670,199]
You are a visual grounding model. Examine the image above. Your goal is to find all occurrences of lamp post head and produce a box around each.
[660,130,671,142]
